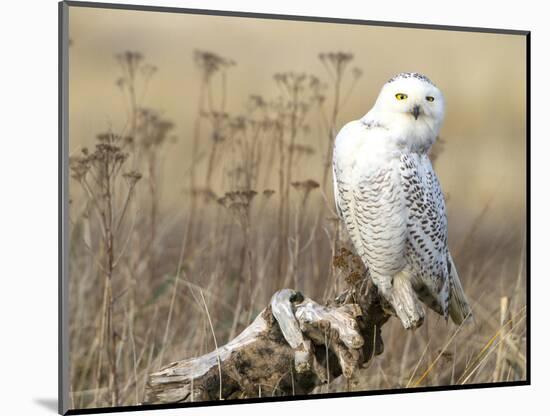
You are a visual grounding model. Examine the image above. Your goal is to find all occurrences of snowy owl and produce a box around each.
[332,72,472,329]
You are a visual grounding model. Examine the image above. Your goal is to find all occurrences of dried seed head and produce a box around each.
[248,95,267,109]
[191,187,218,204]
[69,155,90,182]
[319,51,355,77]
[289,144,315,156]
[229,116,246,133]
[218,190,257,211]
[122,171,142,187]
[141,64,158,79]
[291,179,320,204]
[352,67,363,80]
[115,51,144,74]
[96,133,111,143]
[291,179,320,192]
[135,109,175,149]
[263,189,276,198]
[194,50,235,80]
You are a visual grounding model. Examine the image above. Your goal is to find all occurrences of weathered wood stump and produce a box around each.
[144,274,392,404]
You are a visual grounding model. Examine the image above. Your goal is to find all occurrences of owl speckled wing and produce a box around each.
[401,153,450,318]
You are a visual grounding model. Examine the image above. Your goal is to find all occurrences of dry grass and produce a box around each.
[68,49,527,410]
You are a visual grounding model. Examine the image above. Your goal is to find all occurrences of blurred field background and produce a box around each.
[67,5,527,410]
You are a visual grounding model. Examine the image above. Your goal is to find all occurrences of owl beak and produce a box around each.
[411,105,421,120]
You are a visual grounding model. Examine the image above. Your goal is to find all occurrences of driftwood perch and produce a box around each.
[144,274,392,404]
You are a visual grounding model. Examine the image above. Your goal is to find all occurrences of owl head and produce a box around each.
[369,73,445,145]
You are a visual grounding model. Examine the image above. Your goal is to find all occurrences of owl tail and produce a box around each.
[448,255,474,325]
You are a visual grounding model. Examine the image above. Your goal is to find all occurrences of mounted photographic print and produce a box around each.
[59,1,530,414]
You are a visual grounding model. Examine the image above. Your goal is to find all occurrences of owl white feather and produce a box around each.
[332,72,472,329]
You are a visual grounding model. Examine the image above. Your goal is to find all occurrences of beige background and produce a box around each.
[69,6,526,227]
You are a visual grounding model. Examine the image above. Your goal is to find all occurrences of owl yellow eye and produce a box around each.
[426,96,435,102]
[395,93,408,100]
